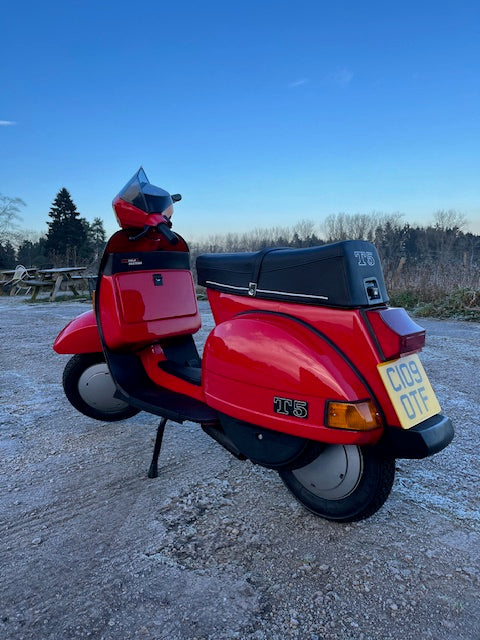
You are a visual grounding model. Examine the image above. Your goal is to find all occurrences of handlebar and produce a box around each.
[156,221,179,245]
[128,226,151,241]
[128,217,179,245]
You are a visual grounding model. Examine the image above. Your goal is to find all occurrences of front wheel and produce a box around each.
[62,353,140,422]
[279,444,395,522]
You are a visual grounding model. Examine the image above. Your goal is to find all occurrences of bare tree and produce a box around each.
[433,209,468,232]
[0,194,25,242]
[322,212,404,242]
[292,218,317,242]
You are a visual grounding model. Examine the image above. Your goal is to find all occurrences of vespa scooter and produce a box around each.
[53,168,454,522]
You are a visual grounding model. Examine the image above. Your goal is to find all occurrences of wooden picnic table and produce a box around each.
[0,269,18,282]
[29,267,87,301]
[0,268,36,283]
[1,267,38,295]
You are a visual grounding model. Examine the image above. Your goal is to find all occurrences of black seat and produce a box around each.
[196,245,344,292]
[196,240,389,309]
[196,251,258,286]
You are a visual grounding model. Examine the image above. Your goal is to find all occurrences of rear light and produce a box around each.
[366,307,426,360]
[326,401,382,431]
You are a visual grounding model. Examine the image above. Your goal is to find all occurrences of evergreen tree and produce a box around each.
[88,217,107,260]
[16,240,35,266]
[16,238,50,267]
[44,188,87,264]
[0,240,17,268]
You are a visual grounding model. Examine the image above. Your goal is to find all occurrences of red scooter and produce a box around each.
[53,168,454,522]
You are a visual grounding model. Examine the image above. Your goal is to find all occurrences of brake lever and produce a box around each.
[128,225,151,241]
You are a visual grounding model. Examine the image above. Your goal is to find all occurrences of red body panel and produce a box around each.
[139,345,205,402]
[112,196,171,230]
[53,310,102,354]
[99,270,200,351]
[206,289,402,428]
[203,312,382,444]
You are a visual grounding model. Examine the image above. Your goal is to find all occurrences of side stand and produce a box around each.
[147,417,168,479]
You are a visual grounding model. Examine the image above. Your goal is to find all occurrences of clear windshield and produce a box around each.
[117,167,173,214]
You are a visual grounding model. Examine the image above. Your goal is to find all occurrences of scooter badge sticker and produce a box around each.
[121,258,143,266]
[354,251,375,266]
[274,397,309,419]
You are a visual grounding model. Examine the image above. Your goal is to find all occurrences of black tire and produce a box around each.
[62,353,140,422]
[279,444,395,522]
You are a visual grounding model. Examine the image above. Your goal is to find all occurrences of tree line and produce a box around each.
[189,210,480,295]
[1,188,479,304]
[0,189,106,269]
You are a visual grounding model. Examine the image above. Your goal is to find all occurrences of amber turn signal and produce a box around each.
[326,401,382,431]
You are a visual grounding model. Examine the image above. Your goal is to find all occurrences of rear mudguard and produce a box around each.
[53,309,102,354]
[203,312,383,446]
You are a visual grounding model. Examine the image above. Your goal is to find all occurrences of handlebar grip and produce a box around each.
[156,222,179,245]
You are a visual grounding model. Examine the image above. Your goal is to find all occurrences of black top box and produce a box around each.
[196,240,389,308]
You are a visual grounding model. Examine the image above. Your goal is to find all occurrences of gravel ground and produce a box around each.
[0,297,479,640]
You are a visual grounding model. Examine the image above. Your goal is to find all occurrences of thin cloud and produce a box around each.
[0,120,17,126]
[329,68,354,88]
[288,78,309,88]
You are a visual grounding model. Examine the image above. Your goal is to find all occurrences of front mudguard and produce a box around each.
[53,309,102,354]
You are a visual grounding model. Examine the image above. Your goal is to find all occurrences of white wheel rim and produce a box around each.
[78,363,130,414]
[292,445,363,500]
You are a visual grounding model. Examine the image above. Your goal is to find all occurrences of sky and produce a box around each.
[1,0,479,239]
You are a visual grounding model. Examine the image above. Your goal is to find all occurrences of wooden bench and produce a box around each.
[30,267,89,301]
[27,279,55,301]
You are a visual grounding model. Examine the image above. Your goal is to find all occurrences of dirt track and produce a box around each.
[1,297,479,640]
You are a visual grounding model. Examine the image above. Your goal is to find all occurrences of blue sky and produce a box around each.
[1,0,479,238]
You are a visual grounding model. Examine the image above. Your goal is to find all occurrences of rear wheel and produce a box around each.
[279,444,395,522]
[62,353,140,422]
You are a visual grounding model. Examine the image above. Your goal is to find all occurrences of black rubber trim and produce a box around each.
[236,309,386,425]
[201,423,247,460]
[158,361,202,386]
[161,334,201,367]
[375,414,454,459]
[104,251,190,275]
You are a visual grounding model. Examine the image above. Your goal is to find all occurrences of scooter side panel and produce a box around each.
[203,314,382,444]
[207,289,402,427]
[53,310,102,354]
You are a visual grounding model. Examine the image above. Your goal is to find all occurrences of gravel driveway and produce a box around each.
[1,297,479,640]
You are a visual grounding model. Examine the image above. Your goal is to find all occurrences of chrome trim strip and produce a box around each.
[257,288,329,300]
[206,280,249,291]
[205,280,329,300]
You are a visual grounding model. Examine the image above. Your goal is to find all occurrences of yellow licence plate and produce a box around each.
[377,353,441,429]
